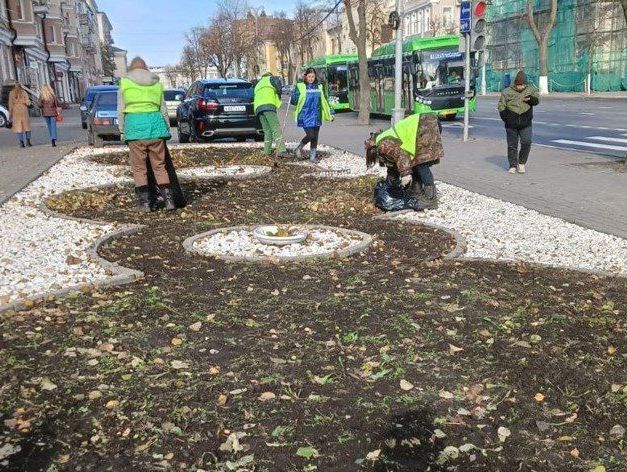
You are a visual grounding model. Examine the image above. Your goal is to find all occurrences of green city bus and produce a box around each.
[303,54,358,111]
[348,35,476,119]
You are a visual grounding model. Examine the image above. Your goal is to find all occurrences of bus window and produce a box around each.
[327,65,348,94]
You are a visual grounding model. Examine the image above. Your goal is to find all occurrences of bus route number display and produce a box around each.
[460,1,471,34]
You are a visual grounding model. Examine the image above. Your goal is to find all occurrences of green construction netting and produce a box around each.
[485,0,626,91]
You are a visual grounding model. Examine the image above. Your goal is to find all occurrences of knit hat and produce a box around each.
[514,70,526,86]
[129,56,148,71]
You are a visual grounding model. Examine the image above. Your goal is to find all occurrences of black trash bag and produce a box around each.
[146,144,187,209]
[374,180,419,212]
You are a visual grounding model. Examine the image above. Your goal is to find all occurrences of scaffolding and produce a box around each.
[485,0,627,91]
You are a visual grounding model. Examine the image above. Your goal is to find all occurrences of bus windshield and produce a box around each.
[416,51,465,90]
[327,64,348,95]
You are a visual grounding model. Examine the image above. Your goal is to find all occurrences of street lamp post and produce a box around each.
[392,0,405,125]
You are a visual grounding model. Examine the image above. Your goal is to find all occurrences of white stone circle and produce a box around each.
[183,225,373,262]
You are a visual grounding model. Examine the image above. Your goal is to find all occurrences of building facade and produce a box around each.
[0,0,121,103]
[485,0,626,92]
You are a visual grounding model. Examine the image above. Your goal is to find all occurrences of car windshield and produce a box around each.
[94,92,118,109]
[204,83,253,100]
[86,88,115,102]
[164,90,183,101]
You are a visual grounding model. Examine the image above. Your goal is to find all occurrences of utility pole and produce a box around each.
[392,0,404,125]
[463,32,471,141]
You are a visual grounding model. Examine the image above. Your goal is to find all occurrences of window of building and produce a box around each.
[16,0,24,20]
[418,10,423,35]
[47,24,56,43]
[424,7,431,33]
[443,7,453,27]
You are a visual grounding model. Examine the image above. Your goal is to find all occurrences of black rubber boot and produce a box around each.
[417,184,438,209]
[161,186,177,211]
[134,186,153,213]
[51,139,56,147]
[26,138,32,147]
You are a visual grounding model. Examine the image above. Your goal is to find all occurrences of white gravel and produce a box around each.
[0,144,273,308]
[191,226,368,260]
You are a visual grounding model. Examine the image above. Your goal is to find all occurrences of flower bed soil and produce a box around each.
[2,163,626,472]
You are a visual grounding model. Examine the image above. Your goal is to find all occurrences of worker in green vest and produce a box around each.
[117,56,181,212]
[290,67,334,163]
[365,113,444,209]
[253,72,291,158]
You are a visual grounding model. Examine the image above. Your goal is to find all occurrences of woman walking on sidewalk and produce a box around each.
[497,70,539,174]
[118,56,182,212]
[8,82,32,148]
[290,68,334,163]
[253,72,291,158]
[38,84,59,147]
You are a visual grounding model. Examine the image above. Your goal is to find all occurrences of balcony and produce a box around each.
[32,0,49,16]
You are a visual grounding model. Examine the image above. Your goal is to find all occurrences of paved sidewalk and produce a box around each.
[285,114,627,239]
[0,142,82,205]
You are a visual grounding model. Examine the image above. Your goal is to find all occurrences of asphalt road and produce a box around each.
[441,96,627,159]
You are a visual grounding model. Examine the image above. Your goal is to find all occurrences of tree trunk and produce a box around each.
[527,0,557,95]
[620,0,627,24]
[357,45,370,125]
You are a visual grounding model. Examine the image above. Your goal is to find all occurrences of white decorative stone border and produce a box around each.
[183,225,373,262]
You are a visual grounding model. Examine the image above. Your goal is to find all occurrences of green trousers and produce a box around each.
[258,110,287,155]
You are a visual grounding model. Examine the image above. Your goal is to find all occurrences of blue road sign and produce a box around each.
[460,1,471,33]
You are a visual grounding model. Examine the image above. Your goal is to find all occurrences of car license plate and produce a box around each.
[224,105,246,112]
[113,118,118,125]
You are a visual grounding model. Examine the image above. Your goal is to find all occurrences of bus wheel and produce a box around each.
[443,114,457,121]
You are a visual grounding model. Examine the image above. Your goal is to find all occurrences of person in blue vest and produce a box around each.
[290,68,334,163]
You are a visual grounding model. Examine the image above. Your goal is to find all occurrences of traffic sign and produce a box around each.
[460,1,471,33]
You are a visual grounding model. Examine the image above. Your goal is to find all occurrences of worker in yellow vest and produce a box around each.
[117,56,180,212]
[365,113,444,209]
[253,72,291,158]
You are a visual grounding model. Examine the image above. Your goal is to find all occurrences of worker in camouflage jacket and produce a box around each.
[365,112,444,209]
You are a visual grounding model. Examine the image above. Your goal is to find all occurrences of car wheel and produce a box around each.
[254,134,264,142]
[443,114,457,121]
[0,113,6,128]
[93,134,104,148]
[178,124,190,144]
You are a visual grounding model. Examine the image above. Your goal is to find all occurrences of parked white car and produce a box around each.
[0,104,9,127]
[164,88,185,125]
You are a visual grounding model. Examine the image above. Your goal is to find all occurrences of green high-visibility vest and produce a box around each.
[294,82,333,122]
[120,77,163,114]
[375,113,421,157]
[253,75,282,113]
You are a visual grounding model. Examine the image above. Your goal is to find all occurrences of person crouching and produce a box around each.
[117,56,178,212]
[365,112,444,209]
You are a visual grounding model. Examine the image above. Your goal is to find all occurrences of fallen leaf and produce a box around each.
[439,390,455,399]
[608,346,617,355]
[170,360,189,369]
[88,390,102,400]
[497,426,511,443]
[171,338,184,346]
[610,424,625,438]
[0,444,22,461]
[208,366,220,375]
[258,392,276,401]
[534,393,545,402]
[570,448,580,458]
[433,429,446,439]
[188,321,202,332]
[590,466,606,472]
[296,446,319,459]
[448,344,463,355]
[105,400,119,410]
[40,379,58,391]
[459,443,476,452]
[217,394,228,406]
[366,449,381,461]
[400,379,414,391]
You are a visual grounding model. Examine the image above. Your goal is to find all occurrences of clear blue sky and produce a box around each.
[98,0,298,67]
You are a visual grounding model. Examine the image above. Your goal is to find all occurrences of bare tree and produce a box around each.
[216,0,250,78]
[365,0,389,55]
[344,0,370,124]
[293,2,322,72]
[526,0,558,94]
[164,65,179,88]
[179,46,199,83]
[269,14,296,83]
[577,1,615,94]
[183,27,213,79]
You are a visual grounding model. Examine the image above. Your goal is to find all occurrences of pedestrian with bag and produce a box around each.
[8,82,32,148]
[253,72,291,159]
[497,70,540,174]
[290,68,334,163]
[38,84,60,147]
[364,112,444,210]
[117,56,183,212]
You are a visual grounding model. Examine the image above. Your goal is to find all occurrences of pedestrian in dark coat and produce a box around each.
[290,68,334,163]
[497,70,540,174]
